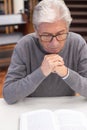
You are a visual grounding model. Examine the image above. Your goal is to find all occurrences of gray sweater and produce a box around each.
[3,32,87,104]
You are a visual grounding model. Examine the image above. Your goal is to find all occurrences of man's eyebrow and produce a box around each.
[58,29,66,33]
[41,29,66,35]
[55,29,67,34]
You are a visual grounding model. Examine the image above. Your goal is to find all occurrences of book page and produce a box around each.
[20,109,60,130]
[54,109,87,130]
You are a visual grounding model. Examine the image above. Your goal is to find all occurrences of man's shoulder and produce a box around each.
[16,33,38,47]
[67,32,87,52]
[68,32,86,43]
[19,32,37,42]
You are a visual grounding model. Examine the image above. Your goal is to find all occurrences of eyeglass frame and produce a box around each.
[39,32,68,42]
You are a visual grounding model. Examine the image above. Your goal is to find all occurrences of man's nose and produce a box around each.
[50,36,59,44]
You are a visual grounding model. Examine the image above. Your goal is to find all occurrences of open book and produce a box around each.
[20,109,87,130]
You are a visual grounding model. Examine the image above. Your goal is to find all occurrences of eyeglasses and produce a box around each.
[39,32,68,42]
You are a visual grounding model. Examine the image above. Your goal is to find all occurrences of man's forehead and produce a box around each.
[38,21,67,33]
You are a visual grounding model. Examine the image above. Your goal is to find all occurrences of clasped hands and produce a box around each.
[41,54,68,77]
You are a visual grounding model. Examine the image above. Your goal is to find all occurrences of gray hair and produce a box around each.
[32,0,72,30]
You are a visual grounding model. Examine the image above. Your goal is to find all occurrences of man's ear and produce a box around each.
[33,25,39,38]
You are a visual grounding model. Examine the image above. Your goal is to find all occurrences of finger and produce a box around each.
[44,54,64,63]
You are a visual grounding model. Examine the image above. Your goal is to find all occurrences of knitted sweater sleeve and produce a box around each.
[63,41,87,97]
[3,39,46,104]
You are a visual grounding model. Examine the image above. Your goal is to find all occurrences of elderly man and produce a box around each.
[3,0,87,104]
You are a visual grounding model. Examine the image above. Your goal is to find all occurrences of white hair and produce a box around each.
[33,0,72,29]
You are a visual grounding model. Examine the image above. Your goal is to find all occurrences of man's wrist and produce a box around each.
[62,68,69,79]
